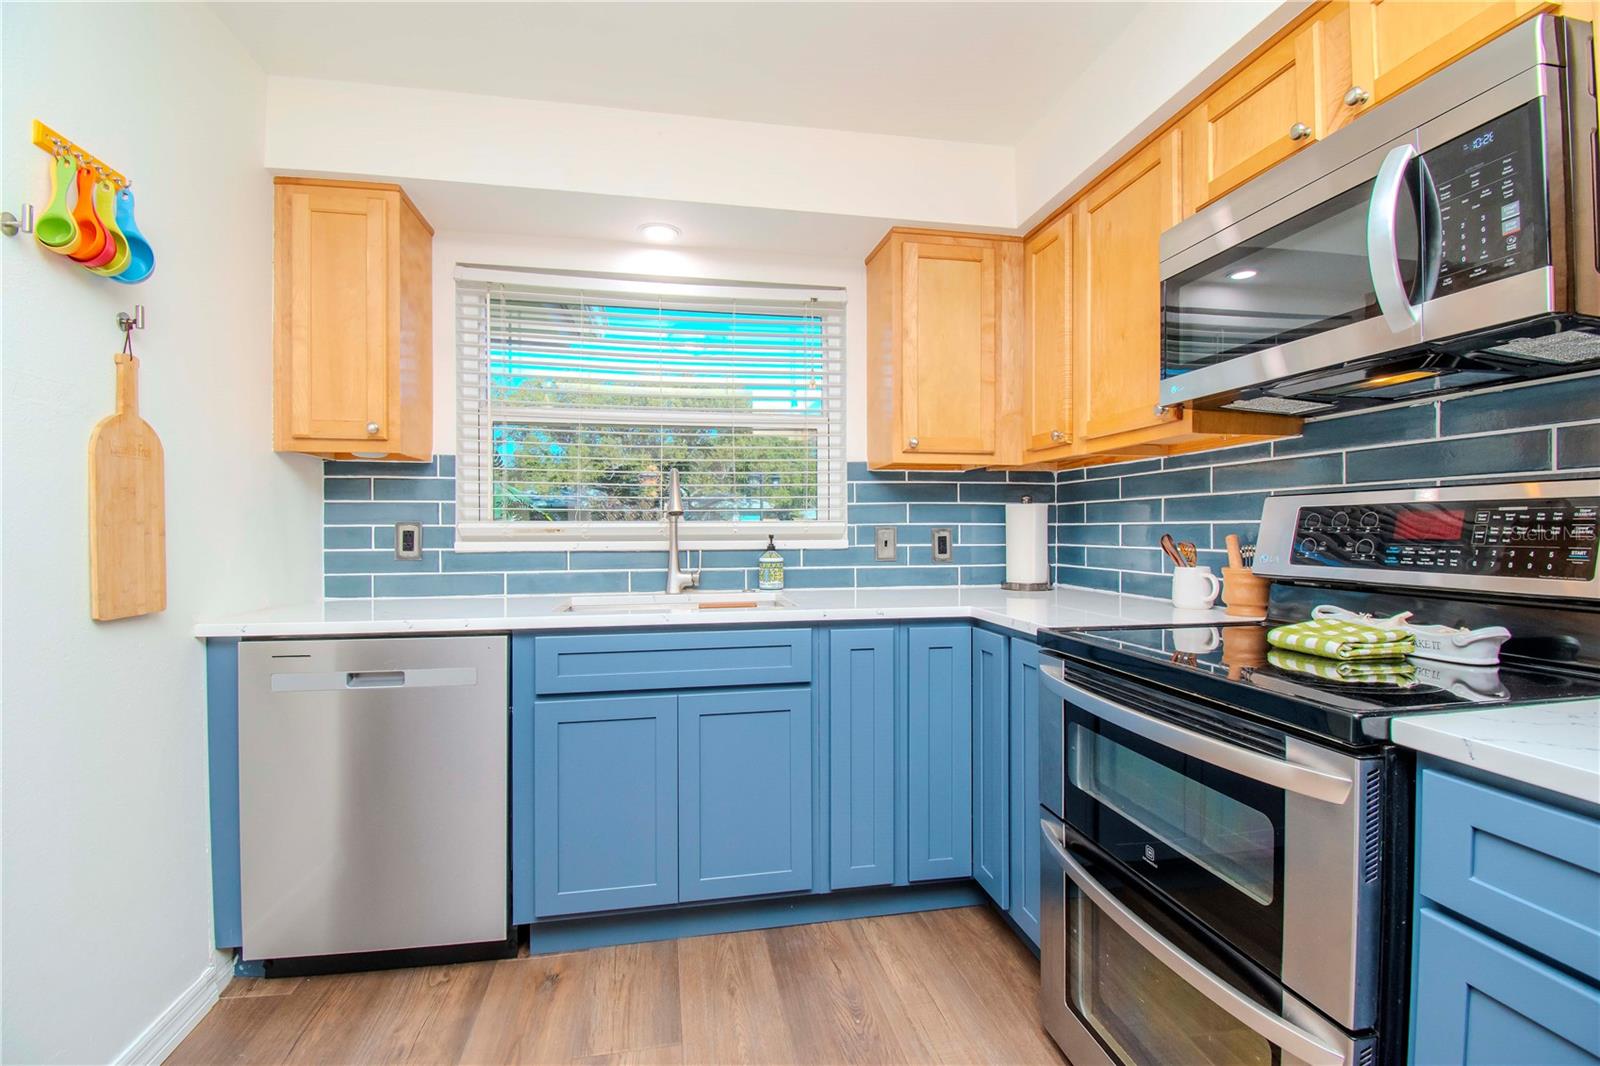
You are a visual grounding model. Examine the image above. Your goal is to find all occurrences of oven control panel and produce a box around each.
[1289,496,1597,580]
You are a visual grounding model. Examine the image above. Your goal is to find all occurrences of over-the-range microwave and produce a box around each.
[1159,15,1600,416]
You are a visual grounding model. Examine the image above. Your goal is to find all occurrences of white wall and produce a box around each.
[0,4,322,1062]
[1014,1,1295,226]
[432,232,871,459]
[266,77,1018,229]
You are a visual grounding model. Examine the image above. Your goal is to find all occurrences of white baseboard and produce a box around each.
[114,951,233,1065]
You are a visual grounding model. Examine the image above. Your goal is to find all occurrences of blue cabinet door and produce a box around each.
[533,694,678,917]
[907,625,973,882]
[1412,907,1600,1065]
[828,628,896,890]
[679,687,813,902]
[1008,638,1042,946]
[972,627,1009,908]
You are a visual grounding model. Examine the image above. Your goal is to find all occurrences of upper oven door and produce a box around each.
[1040,656,1383,1031]
[1159,130,1427,408]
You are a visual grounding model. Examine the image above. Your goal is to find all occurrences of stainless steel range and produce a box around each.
[1035,478,1600,1066]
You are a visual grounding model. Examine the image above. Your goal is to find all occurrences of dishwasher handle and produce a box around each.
[270,666,480,694]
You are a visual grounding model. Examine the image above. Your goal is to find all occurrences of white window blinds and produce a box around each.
[456,271,846,547]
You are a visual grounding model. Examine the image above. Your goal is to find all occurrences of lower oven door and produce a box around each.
[1040,815,1371,1066]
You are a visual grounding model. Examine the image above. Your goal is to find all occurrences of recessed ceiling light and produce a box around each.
[1228,268,1259,281]
[638,223,681,243]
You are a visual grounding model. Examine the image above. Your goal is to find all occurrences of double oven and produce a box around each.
[1037,655,1405,1066]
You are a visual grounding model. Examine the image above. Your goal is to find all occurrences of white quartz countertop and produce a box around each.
[193,585,1246,640]
[1391,701,1600,806]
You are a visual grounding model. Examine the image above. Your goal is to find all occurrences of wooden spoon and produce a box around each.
[1160,533,1188,568]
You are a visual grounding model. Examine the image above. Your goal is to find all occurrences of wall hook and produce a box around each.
[0,204,34,237]
[117,305,145,334]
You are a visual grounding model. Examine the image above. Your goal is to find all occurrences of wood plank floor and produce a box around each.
[170,906,1067,1065]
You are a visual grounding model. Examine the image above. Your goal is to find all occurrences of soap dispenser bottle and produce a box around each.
[758,534,785,591]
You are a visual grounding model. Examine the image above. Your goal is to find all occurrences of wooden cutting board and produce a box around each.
[88,353,165,620]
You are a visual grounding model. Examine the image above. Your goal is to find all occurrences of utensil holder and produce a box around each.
[1221,566,1270,617]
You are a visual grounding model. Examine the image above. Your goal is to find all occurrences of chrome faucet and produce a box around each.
[664,469,701,595]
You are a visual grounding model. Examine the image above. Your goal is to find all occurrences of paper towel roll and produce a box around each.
[1004,502,1051,589]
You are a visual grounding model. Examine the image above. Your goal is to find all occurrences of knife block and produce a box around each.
[1221,566,1269,618]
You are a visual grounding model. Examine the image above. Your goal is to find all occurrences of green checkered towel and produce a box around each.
[1266,617,1415,661]
[1268,650,1418,685]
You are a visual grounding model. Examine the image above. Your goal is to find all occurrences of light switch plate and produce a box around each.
[394,522,423,560]
[931,527,953,562]
[874,526,897,561]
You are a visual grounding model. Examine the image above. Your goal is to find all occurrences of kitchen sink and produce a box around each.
[556,592,796,614]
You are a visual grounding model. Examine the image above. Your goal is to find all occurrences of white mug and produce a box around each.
[1173,626,1222,655]
[1171,566,1222,610]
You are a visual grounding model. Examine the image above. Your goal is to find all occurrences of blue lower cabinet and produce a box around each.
[907,625,973,881]
[972,628,1009,908]
[679,686,813,902]
[828,628,896,890]
[533,694,679,917]
[1412,907,1600,1065]
[1007,638,1042,946]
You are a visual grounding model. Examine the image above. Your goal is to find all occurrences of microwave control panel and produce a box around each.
[1426,99,1549,296]
[1290,497,1598,580]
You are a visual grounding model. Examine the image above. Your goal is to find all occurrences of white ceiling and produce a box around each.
[215,1,1138,144]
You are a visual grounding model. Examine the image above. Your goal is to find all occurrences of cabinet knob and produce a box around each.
[366,422,381,435]
[1288,122,1312,142]
[1344,86,1371,107]
[907,437,919,450]
[1050,430,1065,442]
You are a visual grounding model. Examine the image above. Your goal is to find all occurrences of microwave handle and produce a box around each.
[1040,658,1352,804]
[1042,819,1349,1066]
[1368,142,1423,332]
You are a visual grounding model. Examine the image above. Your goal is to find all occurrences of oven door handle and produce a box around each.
[1368,141,1422,332]
[1041,659,1352,804]
[1042,819,1350,1066]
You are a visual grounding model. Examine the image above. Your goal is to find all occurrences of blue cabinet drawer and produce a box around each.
[1418,768,1600,982]
[1412,907,1600,1065]
[533,628,812,695]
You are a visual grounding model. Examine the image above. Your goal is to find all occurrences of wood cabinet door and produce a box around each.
[532,694,679,917]
[907,625,973,882]
[1348,0,1554,106]
[971,627,1009,909]
[277,183,391,444]
[828,628,896,891]
[678,687,813,902]
[1181,21,1326,209]
[1074,131,1184,443]
[900,240,998,458]
[1023,215,1073,458]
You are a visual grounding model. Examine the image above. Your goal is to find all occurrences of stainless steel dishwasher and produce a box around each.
[237,635,511,972]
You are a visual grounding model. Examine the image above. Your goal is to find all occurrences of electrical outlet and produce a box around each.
[931,527,953,562]
[394,522,423,560]
[874,526,897,561]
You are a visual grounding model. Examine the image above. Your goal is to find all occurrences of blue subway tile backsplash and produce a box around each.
[322,459,1056,598]
[1050,375,1599,596]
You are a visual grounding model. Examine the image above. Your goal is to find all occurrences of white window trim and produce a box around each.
[455,266,848,552]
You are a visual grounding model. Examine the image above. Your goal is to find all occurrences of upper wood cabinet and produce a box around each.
[1021,214,1073,461]
[1180,5,1360,212]
[1073,131,1185,445]
[1347,0,1555,108]
[274,177,433,461]
[866,229,1022,468]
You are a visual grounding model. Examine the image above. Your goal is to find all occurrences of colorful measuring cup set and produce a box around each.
[34,153,154,283]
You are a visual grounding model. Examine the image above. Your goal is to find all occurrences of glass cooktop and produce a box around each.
[1039,622,1600,748]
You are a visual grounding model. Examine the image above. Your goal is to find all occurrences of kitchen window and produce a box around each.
[455,269,846,548]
